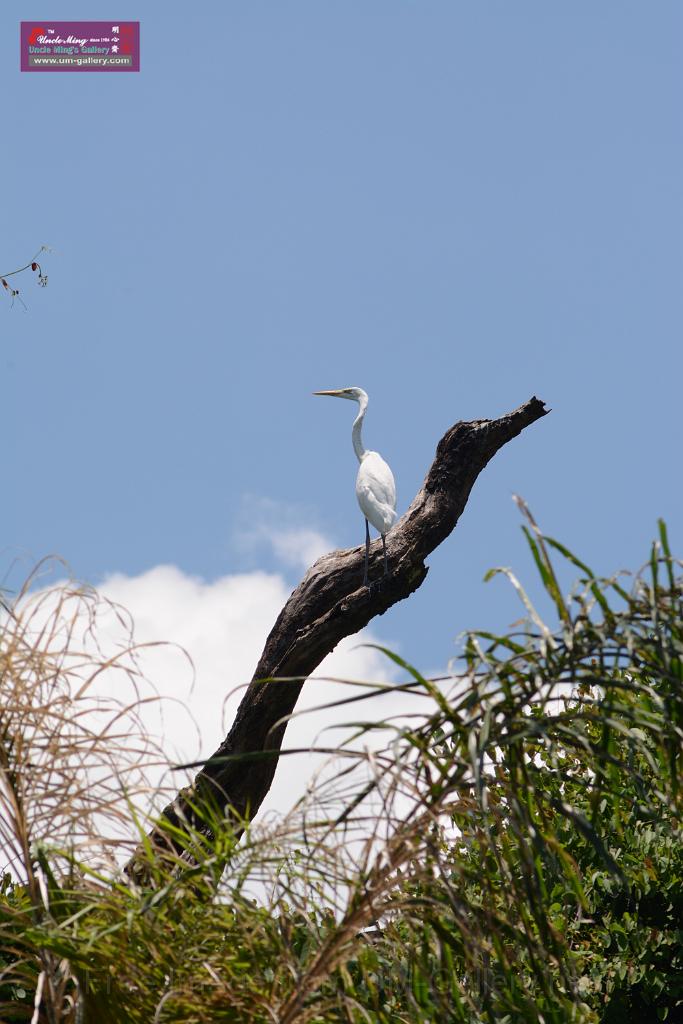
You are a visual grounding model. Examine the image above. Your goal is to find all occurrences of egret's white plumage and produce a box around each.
[355,451,397,536]
[313,386,397,585]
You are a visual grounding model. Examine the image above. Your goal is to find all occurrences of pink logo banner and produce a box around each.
[21,21,140,72]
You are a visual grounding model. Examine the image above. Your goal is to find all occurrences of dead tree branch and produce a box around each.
[125,395,548,882]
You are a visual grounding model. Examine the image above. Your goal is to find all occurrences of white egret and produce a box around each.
[313,387,397,587]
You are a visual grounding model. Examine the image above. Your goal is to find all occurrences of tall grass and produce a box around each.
[1,517,681,1022]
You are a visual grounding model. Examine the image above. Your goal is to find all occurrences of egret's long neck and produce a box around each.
[352,393,368,462]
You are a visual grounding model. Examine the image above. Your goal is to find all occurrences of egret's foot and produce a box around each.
[366,576,386,595]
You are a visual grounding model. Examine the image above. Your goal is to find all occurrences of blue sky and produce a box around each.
[4,2,682,678]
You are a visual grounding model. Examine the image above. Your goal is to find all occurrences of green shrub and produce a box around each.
[1,515,681,1022]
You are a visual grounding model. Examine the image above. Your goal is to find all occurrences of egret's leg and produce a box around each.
[364,519,370,586]
[382,534,388,577]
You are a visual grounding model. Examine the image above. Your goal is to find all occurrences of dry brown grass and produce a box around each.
[0,559,175,883]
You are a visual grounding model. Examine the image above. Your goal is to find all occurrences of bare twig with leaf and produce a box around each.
[1,245,52,310]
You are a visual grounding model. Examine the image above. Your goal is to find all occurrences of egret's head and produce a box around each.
[313,387,367,403]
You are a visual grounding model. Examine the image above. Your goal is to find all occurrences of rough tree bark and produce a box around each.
[125,396,548,882]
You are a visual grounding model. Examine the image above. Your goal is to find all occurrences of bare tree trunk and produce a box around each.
[125,396,548,882]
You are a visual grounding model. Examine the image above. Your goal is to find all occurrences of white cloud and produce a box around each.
[268,528,331,571]
[234,495,333,571]
[89,530,428,821]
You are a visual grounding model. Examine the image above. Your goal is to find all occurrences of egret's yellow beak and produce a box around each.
[313,389,346,397]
